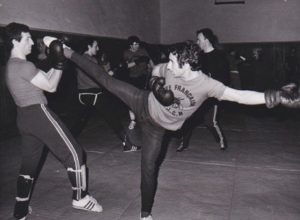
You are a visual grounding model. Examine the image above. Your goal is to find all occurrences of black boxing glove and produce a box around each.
[281,83,298,94]
[149,76,174,106]
[134,56,150,65]
[49,40,65,70]
[279,84,300,108]
[264,90,281,109]
[265,83,300,109]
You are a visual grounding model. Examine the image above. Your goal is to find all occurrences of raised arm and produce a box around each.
[31,40,65,92]
[31,68,62,92]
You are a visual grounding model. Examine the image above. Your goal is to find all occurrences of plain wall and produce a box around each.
[0,0,160,43]
[1,1,300,44]
[160,0,300,44]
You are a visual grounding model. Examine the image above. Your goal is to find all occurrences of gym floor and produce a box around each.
[1,104,300,220]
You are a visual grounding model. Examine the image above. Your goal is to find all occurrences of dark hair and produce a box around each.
[196,28,218,47]
[169,41,201,71]
[127,35,140,46]
[3,22,30,56]
[79,38,97,54]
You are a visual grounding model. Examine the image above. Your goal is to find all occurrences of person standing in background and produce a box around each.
[177,28,230,152]
[75,38,140,152]
[123,36,154,130]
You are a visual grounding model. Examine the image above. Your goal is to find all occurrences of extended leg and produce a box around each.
[71,53,145,114]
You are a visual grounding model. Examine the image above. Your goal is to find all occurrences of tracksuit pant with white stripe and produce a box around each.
[180,99,226,149]
[14,104,87,219]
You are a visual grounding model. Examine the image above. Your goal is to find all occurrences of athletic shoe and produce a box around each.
[123,143,141,152]
[72,195,103,212]
[128,120,136,130]
[140,214,153,220]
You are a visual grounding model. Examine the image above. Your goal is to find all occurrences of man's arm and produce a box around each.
[149,59,155,69]
[219,83,300,108]
[31,39,66,92]
[31,69,62,92]
[220,87,265,105]
[151,64,162,77]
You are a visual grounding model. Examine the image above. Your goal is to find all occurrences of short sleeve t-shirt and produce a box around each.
[148,63,226,130]
[6,58,47,107]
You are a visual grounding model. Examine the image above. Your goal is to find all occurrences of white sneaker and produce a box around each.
[72,195,103,212]
[140,214,153,220]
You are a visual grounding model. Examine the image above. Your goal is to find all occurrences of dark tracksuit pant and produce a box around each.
[180,99,226,149]
[15,104,86,218]
[71,53,166,214]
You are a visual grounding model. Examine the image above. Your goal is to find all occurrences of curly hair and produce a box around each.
[169,41,201,71]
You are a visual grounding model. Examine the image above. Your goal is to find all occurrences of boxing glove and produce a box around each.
[265,83,300,109]
[49,40,65,70]
[149,76,174,106]
[264,90,281,108]
[43,36,57,47]
[281,83,300,93]
[43,36,71,49]
[280,84,300,108]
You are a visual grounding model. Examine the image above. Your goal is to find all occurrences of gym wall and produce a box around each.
[160,0,300,44]
[0,0,160,44]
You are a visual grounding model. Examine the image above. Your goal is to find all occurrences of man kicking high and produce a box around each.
[44,37,295,220]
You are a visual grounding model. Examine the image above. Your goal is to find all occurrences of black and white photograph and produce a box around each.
[0,1,300,219]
